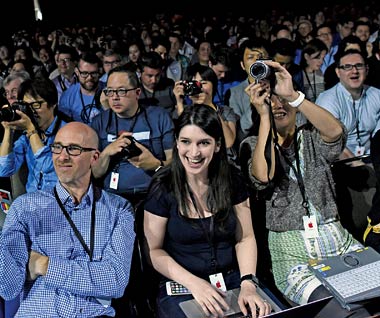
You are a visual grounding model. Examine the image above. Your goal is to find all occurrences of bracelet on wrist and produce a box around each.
[240,274,259,287]
[154,160,164,172]
[26,129,38,139]
[288,91,305,108]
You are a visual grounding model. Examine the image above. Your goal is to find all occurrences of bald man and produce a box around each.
[0,122,136,317]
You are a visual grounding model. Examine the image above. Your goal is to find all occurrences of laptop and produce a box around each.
[179,286,285,318]
[308,246,380,310]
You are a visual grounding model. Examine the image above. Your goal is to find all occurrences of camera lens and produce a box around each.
[249,60,271,81]
[0,106,19,122]
[183,81,202,96]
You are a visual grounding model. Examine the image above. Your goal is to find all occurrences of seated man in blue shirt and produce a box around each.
[0,76,66,192]
[316,49,380,162]
[0,122,136,317]
[59,52,105,124]
[91,65,174,208]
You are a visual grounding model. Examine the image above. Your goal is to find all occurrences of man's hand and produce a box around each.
[128,141,160,170]
[28,250,49,281]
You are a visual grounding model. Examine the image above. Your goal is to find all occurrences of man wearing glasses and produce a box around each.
[0,121,135,317]
[50,45,79,102]
[90,64,174,208]
[317,49,380,244]
[316,49,380,162]
[0,76,66,193]
[99,49,123,86]
[90,65,174,316]
[59,51,105,124]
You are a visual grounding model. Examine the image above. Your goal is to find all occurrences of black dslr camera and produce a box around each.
[183,80,203,96]
[116,136,142,161]
[249,59,276,87]
[0,101,36,122]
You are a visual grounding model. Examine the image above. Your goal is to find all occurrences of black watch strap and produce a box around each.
[240,274,259,286]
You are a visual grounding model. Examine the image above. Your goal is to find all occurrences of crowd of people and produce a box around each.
[1,2,380,317]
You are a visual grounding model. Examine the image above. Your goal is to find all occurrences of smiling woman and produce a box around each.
[143,104,272,318]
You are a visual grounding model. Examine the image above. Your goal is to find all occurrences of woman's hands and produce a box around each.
[189,277,272,317]
[244,81,271,117]
[189,277,229,318]
[239,280,272,317]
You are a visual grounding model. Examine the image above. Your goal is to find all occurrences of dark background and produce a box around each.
[0,0,372,41]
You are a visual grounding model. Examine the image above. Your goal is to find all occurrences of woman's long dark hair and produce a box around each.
[170,104,233,222]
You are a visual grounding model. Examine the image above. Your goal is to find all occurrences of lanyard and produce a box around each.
[352,100,362,147]
[54,186,96,261]
[303,70,317,101]
[79,89,98,124]
[114,106,140,137]
[273,126,311,216]
[188,188,217,272]
[58,75,67,91]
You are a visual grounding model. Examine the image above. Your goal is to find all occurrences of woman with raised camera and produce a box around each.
[144,104,272,318]
[239,60,370,316]
[0,75,66,193]
[173,63,239,166]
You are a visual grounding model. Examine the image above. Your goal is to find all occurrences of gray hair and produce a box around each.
[3,70,31,87]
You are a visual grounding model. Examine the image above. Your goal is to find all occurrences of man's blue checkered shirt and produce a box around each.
[0,182,136,317]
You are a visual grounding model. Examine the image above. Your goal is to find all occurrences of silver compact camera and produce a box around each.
[249,59,272,81]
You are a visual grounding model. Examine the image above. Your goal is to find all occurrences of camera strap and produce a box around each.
[273,127,310,217]
[54,186,96,261]
[266,99,310,217]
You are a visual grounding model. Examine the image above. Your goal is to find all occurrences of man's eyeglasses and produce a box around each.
[103,59,121,66]
[25,100,46,109]
[57,58,72,64]
[337,63,366,71]
[3,88,18,98]
[77,69,100,78]
[103,87,137,97]
[50,143,96,156]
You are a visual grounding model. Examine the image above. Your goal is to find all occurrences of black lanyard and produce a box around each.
[303,70,317,101]
[54,186,96,261]
[188,188,217,272]
[79,89,98,124]
[58,75,67,91]
[114,106,140,136]
[352,99,362,147]
[273,128,311,217]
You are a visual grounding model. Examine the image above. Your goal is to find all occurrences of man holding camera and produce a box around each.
[90,64,174,208]
[90,63,174,317]
[0,76,66,193]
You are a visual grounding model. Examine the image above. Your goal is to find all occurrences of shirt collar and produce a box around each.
[55,181,94,207]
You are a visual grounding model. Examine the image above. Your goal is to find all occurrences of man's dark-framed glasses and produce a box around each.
[77,69,100,78]
[26,100,45,109]
[103,87,137,97]
[103,59,121,66]
[50,143,96,156]
[337,63,366,71]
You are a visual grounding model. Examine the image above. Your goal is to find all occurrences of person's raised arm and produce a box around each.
[266,60,343,143]
[244,82,275,183]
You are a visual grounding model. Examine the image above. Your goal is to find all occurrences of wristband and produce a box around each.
[26,129,38,138]
[288,91,305,108]
[155,160,164,172]
[240,274,259,287]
